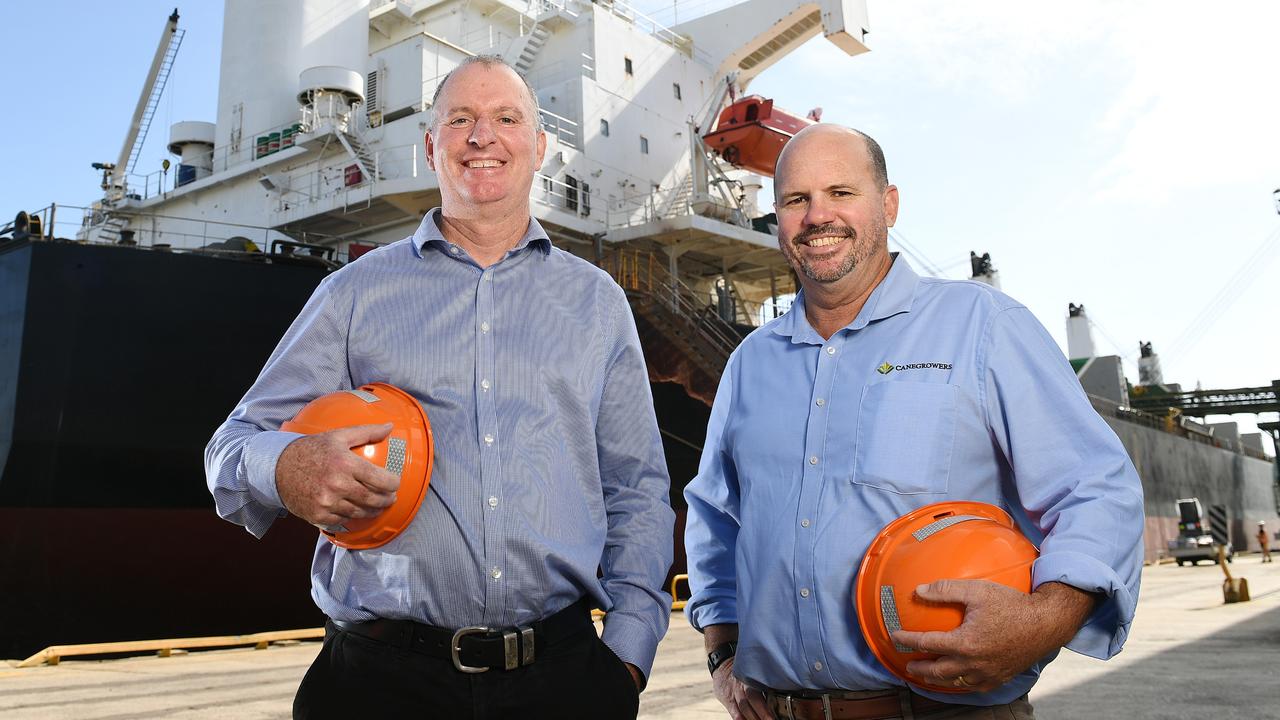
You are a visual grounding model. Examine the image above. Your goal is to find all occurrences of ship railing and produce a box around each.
[538,108,579,150]
[599,247,743,363]
[596,0,691,53]
[114,116,317,203]
[1088,394,1269,456]
[59,203,347,258]
[532,172,599,219]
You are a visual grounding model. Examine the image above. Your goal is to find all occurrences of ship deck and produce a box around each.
[4,558,1279,719]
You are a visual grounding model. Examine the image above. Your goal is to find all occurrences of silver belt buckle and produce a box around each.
[451,626,491,673]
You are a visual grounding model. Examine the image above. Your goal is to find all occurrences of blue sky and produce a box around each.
[5,1,1277,447]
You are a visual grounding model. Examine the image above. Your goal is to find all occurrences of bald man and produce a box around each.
[683,124,1143,719]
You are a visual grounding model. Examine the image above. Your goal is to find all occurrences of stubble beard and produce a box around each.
[783,220,885,284]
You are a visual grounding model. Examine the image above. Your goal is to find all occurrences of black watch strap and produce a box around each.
[707,641,738,676]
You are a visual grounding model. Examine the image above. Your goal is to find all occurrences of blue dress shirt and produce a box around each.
[684,256,1143,704]
[206,209,675,675]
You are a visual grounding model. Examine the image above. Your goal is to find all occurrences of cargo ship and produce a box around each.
[3,0,1275,660]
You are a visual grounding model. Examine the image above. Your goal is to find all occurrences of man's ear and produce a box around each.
[425,129,437,171]
[883,184,900,227]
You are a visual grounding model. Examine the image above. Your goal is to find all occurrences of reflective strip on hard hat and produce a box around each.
[345,389,379,403]
[880,586,914,652]
[912,514,985,542]
[386,437,407,476]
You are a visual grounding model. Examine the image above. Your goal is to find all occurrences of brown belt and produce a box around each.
[765,688,949,720]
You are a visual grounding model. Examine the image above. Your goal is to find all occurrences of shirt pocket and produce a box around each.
[853,382,957,495]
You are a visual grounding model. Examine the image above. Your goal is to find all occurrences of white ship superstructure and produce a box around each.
[80,0,870,325]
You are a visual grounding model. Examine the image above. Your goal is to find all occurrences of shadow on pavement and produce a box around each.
[1032,603,1280,719]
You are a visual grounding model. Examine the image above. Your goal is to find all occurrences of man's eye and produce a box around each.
[785,197,807,206]
[449,117,471,126]
[499,116,517,124]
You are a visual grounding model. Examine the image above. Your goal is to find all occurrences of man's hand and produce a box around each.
[712,657,771,720]
[703,624,770,720]
[276,423,400,529]
[891,580,1098,693]
[624,663,644,692]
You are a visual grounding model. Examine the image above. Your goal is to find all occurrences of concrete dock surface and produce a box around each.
[5,557,1278,719]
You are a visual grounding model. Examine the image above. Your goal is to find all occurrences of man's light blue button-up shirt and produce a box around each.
[684,256,1143,704]
[206,209,674,676]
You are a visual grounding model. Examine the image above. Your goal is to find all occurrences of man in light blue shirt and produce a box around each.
[684,124,1143,719]
[206,57,673,719]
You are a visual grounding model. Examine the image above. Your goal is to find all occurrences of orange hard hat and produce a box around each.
[855,501,1039,694]
[281,383,433,550]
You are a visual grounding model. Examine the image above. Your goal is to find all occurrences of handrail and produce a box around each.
[600,247,742,366]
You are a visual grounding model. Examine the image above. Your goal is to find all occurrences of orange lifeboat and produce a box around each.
[701,95,814,177]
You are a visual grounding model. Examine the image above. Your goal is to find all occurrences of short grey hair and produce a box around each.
[429,55,541,132]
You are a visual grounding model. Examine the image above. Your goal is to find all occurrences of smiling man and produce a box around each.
[206,56,673,719]
[683,124,1144,719]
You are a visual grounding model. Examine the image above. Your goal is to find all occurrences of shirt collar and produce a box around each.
[771,253,920,345]
[411,207,552,259]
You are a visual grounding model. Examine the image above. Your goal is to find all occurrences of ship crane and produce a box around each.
[97,8,185,202]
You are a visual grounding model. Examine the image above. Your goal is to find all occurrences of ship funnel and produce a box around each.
[167,121,216,187]
[298,66,364,135]
[968,251,1000,289]
[1066,303,1096,361]
[1138,341,1164,386]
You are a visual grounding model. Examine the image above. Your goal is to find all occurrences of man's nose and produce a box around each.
[803,197,836,227]
[468,118,497,146]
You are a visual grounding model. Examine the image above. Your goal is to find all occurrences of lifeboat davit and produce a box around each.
[701,95,815,177]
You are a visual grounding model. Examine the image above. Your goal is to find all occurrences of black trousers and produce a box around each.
[294,616,640,719]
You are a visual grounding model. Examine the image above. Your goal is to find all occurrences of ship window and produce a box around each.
[624,57,633,76]
[673,83,681,100]
[565,175,579,212]
[640,136,649,154]
[745,103,759,122]
[582,182,591,217]
[600,118,610,137]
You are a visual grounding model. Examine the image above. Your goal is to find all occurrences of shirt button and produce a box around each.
[490,567,502,580]
[800,588,810,598]
[826,346,835,356]
[814,661,823,671]
[801,519,810,528]
[488,496,498,508]
[450,246,460,255]
[484,434,495,446]
[481,321,490,333]
[809,456,818,465]
[815,398,824,406]
[481,379,491,391]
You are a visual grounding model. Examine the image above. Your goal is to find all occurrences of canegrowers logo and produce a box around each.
[877,361,953,375]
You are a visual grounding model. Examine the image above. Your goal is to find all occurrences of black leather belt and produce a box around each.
[329,598,591,673]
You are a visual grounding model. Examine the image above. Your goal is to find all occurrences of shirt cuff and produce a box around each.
[243,430,305,510]
[685,596,738,633]
[1032,550,1136,659]
[601,612,663,682]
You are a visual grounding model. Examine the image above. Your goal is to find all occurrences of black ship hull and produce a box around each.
[0,238,705,659]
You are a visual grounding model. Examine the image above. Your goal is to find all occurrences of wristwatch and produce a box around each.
[707,641,737,676]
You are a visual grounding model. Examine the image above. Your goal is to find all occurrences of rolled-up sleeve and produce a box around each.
[204,274,352,538]
[595,288,676,679]
[683,355,743,633]
[981,306,1144,659]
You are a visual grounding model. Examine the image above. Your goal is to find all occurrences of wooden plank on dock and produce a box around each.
[17,627,324,668]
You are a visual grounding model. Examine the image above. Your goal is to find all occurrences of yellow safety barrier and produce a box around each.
[671,573,690,611]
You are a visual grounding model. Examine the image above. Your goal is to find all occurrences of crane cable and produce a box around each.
[1166,224,1280,363]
